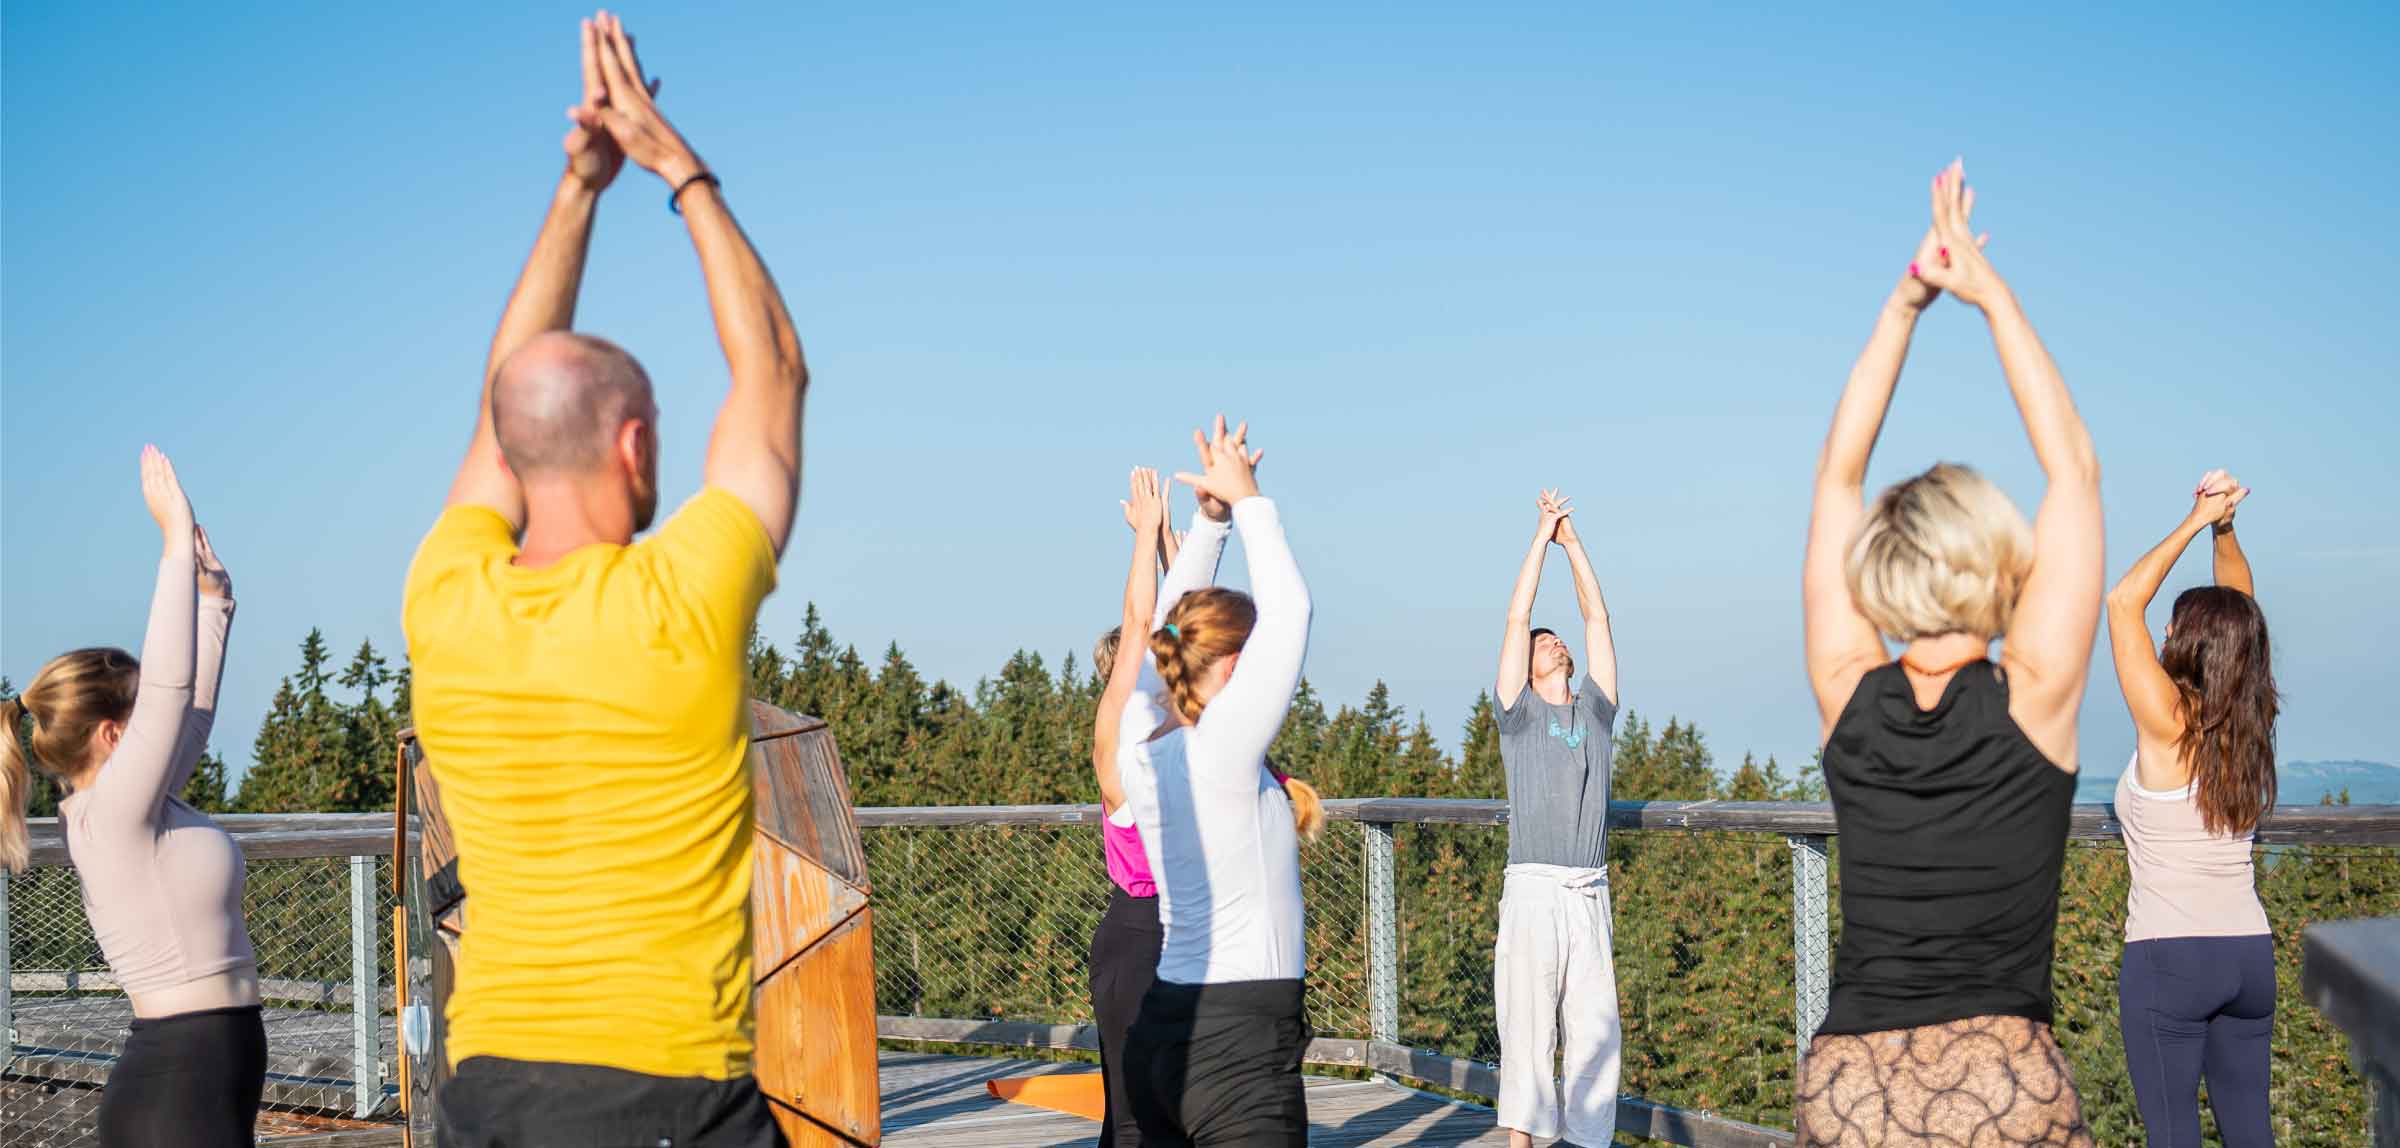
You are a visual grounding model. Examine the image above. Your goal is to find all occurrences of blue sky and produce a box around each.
[5,2,2395,786]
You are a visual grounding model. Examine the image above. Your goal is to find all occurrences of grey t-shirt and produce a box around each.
[1498,673,1619,869]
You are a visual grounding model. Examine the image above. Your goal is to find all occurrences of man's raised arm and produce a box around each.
[589,15,808,556]
[1496,491,1568,709]
[1553,506,1618,707]
[445,17,633,529]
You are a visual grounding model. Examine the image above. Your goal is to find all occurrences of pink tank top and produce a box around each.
[1103,810,1156,898]
[1105,764,1285,897]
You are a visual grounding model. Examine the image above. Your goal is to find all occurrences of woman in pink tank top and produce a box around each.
[1084,468,1178,1148]
[1,448,265,1148]
[2104,470,2278,1148]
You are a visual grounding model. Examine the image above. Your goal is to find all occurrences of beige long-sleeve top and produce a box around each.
[58,547,254,996]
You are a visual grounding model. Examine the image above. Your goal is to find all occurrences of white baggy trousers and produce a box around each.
[1495,862,1621,1145]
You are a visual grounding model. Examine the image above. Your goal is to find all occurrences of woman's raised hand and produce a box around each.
[1175,415,1264,513]
[194,526,233,600]
[1909,159,2002,311]
[139,445,195,544]
[2189,468,2250,528]
[1121,466,1170,538]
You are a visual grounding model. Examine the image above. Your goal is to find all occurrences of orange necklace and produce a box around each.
[1899,649,1985,678]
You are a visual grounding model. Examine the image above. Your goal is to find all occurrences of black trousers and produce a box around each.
[97,1004,266,1148]
[1090,887,1164,1148]
[440,1056,786,1148]
[1125,978,1311,1148]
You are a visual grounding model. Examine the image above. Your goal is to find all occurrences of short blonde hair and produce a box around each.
[1846,463,2033,641]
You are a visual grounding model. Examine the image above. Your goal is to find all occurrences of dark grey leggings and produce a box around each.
[2118,935,2275,1148]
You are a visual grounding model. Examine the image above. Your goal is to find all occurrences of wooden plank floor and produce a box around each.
[880,1051,1550,1147]
[8,1019,1540,1148]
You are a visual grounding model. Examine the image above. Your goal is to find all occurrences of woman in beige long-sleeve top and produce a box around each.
[2,446,262,1148]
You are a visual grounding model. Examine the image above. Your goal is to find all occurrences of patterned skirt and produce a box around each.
[1796,1015,2095,1147]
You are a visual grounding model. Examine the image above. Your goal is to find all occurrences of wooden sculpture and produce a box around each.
[397,700,880,1147]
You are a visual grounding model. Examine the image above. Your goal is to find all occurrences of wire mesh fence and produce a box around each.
[860,816,2400,1146]
[4,855,402,1147]
[1388,824,1808,1126]
[6,812,2394,1147]
[862,819,1374,1042]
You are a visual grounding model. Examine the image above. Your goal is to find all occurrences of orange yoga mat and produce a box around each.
[985,1072,1109,1121]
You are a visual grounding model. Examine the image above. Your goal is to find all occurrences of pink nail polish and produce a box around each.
[1909,263,1920,278]
[1939,246,1949,259]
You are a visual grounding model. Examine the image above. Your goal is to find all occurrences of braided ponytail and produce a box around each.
[1153,590,1323,841]
[1151,589,1255,723]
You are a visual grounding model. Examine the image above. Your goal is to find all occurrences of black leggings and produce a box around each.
[2119,935,2275,1148]
[1090,887,1163,1148]
[97,1004,266,1148]
[440,1056,785,1148]
[1125,978,1311,1148]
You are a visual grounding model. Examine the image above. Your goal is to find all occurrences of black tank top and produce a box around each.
[1817,660,2074,1036]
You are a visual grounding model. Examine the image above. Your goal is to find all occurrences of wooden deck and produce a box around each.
[880,1051,1541,1147]
[8,989,1534,1147]
[6,1023,1539,1148]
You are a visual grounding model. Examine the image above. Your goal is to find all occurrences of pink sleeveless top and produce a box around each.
[1104,808,1156,897]
[1104,760,1286,898]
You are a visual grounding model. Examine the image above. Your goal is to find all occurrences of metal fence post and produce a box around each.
[1363,822,1399,1050]
[351,854,382,1118]
[2,875,14,1075]
[1789,834,1830,1060]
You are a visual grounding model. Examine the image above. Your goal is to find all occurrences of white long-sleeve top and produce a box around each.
[1117,497,1313,984]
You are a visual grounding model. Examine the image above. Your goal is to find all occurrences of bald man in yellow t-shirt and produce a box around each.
[402,17,806,1148]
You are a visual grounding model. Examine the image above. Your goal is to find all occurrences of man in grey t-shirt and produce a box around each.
[1491,490,1621,1148]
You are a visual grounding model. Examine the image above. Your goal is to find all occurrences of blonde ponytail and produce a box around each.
[2,696,32,873]
[3,649,142,873]
[1280,775,1324,841]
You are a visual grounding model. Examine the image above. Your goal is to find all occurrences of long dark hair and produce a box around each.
[2159,587,2278,836]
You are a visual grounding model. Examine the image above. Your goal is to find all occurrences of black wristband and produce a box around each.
[670,171,720,215]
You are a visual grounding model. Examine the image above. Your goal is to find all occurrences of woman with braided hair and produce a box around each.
[1108,416,1321,1147]
[1796,162,2103,1147]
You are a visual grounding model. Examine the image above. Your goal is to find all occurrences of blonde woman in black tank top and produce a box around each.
[1796,161,2105,1148]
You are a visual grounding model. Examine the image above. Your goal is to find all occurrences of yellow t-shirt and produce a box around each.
[402,488,777,1080]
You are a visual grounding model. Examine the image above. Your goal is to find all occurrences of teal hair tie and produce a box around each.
[1165,623,1181,638]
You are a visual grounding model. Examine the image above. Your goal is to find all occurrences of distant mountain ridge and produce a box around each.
[2074,759,2400,804]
